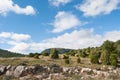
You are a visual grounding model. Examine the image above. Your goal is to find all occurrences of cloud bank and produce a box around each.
[1,29,120,54]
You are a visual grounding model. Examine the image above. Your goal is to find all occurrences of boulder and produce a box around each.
[14,65,26,77]
[33,64,44,74]
[81,68,92,74]
[48,64,62,73]
[6,66,16,76]
[6,65,12,70]
[0,66,6,75]
[63,67,70,73]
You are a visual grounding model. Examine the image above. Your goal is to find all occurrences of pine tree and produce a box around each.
[50,48,59,59]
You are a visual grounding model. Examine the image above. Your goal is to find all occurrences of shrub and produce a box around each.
[90,54,99,64]
[69,50,76,56]
[42,52,49,56]
[34,54,39,59]
[76,54,80,57]
[80,51,87,57]
[77,57,81,63]
[110,60,117,67]
[28,53,34,57]
[110,54,117,66]
[63,55,69,59]
[65,59,70,64]
[50,48,59,59]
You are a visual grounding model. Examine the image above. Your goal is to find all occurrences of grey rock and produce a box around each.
[6,66,16,76]
[14,65,26,77]
[48,64,62,73]
[6,65,11,70]
[63,67,70,73]
[19,75,31,80]
[0,66,6,75]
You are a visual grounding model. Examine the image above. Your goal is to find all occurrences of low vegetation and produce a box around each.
[26,40,120,67]
[0,49,24,57]
[0,40,120,80]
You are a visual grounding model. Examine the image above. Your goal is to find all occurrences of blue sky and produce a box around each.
[0,0,120,54]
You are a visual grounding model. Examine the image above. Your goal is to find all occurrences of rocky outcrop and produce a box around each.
[0,64,120,80]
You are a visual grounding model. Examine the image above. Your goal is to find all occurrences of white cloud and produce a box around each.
[104,30,120,42]
[7,41,30,54]
[1,29,120,54]
[0,32,31,53]
[48,0,71,7]
[11,33,31,42]
[0,32,31,41]
[0,32,11,38]
[24,29,102,52]
[0,0,35,16]
[76,0,120,16]
[29,29,120,52]
[52,11,82,33]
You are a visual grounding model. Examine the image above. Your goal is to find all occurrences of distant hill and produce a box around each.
[41,48,71,54]
[0,49,25,57]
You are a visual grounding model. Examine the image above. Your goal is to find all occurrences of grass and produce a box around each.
[0,55,103,69]
[0,55,119,80]
[0,54,119,69]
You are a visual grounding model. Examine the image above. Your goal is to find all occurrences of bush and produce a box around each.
[80,51,87,57]
[90,54,99,64]
[110,54,117,66]
[76,54,80,57]
[110,60,117,67]
[69,50,76,56]
[28,53,34,57]
[100,51,110,65]
[34,54,39,59]
[77,57,81,63]
[63,55,69,59]
[50,48,59,59]
[42,52,49,56]
[65,59,70,64]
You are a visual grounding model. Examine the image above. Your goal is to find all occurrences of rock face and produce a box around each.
[0,64,120,80]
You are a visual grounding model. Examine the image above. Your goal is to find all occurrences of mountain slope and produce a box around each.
[41,48,71,54]
[0,49,24,57]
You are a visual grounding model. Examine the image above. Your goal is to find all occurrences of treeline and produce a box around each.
[28,40,120,66]
[0,49,25,57]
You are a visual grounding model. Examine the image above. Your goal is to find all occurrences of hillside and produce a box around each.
[0,49,24,57]
[41,48,71,54]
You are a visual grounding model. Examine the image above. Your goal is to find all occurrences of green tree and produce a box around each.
[110,54,117,66]
[50,48,59,59]
[63,55,69,59]
[34,54,39,59]
[28,53,34,57]
[80,51,87,57]
[90,49,100,64]
[114,40,120,58]
[90,54,99,64]
[69,50,76,56]
[42,52,49,56]
[100,40,115,65]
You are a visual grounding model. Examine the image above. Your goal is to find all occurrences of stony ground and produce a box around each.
[0,64,120,80]
[0,56,120,80]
